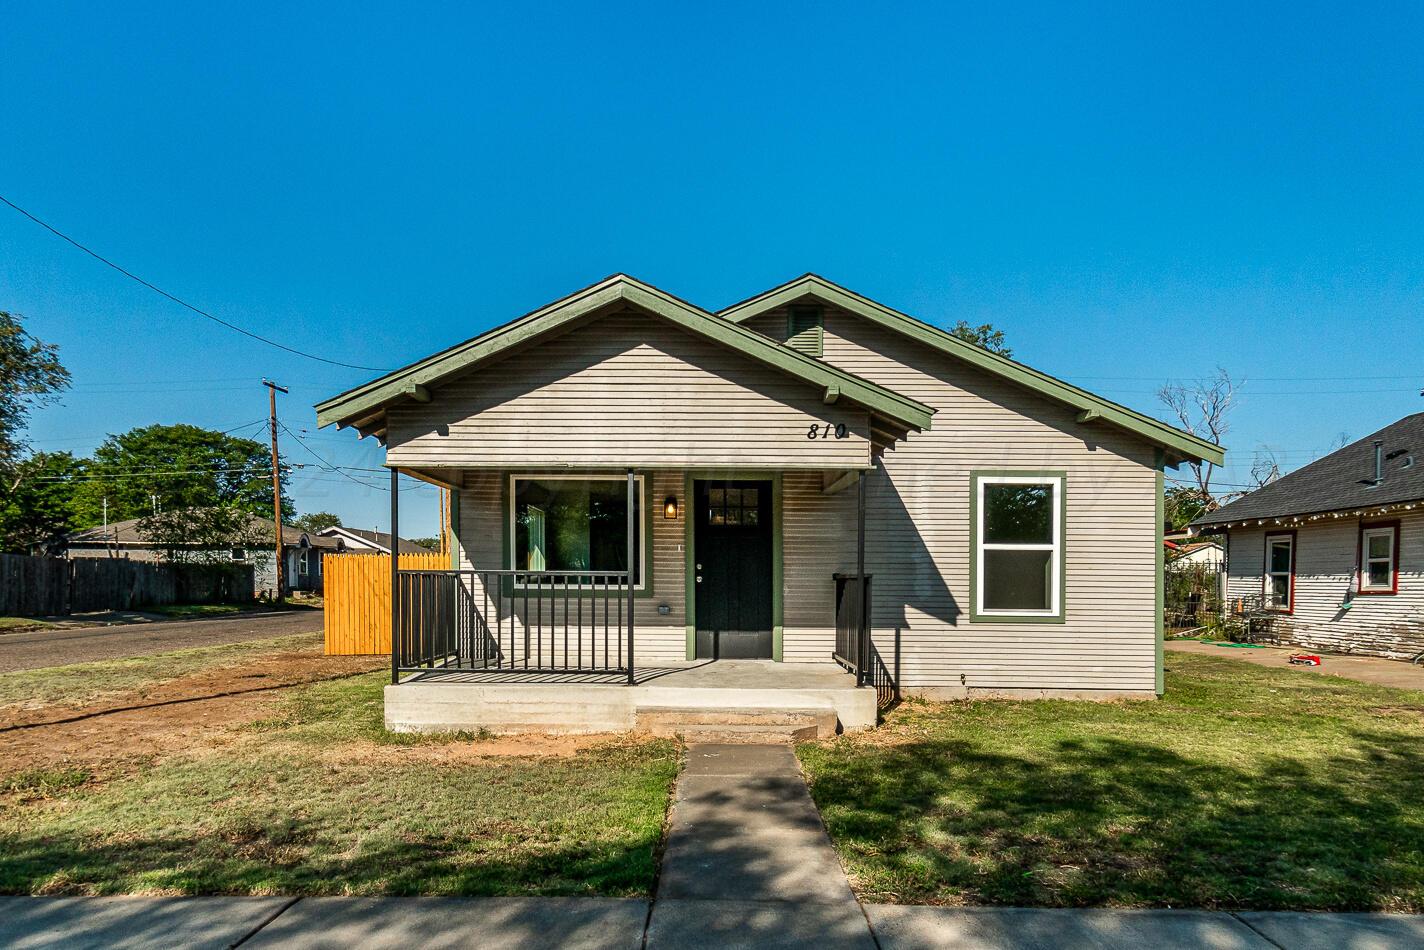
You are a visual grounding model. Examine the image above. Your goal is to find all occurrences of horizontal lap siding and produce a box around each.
[456,470,688,663]
[387,312,870,469]
[1226,514,1424,658]
[755,305,1158,692]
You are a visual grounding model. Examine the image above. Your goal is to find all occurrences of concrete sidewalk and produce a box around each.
[4,896,1423,949]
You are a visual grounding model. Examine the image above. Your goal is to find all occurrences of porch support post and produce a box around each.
[390,467,400,686]
[626,468,636,685]
[856,469,867,687]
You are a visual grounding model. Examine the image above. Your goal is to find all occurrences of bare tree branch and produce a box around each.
[1157,367,1238,505]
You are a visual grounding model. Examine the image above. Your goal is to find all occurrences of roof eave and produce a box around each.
[720,274,1224,467]
[315,275,936,436]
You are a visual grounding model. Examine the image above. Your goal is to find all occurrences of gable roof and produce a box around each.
[318,525,431,554]
[67,513,342,550]
[1191,413,1424,529]
[315,274,935,443]
[719,274,1224,467]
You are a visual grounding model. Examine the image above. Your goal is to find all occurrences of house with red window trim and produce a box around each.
[1191,412,1424,660]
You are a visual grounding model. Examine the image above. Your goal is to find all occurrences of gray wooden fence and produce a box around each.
[0,554,254,617]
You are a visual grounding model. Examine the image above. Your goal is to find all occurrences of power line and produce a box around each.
[0,193,390,373]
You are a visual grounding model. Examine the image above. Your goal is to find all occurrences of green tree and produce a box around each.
[0,452,85,553]
[949,321,1012,358]
[293,511,342,534]
[0,310,71,487]
[1164,485,1212,531]
[72,424,291,528]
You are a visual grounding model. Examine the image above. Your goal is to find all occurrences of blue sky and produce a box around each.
[2,2,1421,537]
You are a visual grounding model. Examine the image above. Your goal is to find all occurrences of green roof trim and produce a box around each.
[719,274,1224,467]
[315,275,935,436]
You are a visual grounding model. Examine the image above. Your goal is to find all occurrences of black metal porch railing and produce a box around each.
[394,569,635,682]
[833,572,898,709]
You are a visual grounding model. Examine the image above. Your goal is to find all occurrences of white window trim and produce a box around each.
[975,474,1064,618]
[1263,533,1294,611]
[508,474,647,590]
[1360,524,1397,593]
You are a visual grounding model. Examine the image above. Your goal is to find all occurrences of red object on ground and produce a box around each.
[1289,653,1322,666]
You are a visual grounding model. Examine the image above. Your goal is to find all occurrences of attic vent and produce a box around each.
[786,305,823,358]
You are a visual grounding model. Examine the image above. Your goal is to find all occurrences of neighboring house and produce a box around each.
[66,513,341,596]
[316,274,1220,734]
[1166,539,1224,568]
[318,526,431,554]
[1191,412,1424,659]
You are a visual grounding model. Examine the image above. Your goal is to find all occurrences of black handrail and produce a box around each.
[394,569,634,680]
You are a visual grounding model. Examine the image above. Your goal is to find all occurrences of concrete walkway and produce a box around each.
[648,742,876,948]
[3,743,1424,948]
[1167,638,1424,691]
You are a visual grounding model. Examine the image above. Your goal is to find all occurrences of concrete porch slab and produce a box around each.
[385,659,876,735]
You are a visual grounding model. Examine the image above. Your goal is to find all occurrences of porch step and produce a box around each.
[634,704,838,743]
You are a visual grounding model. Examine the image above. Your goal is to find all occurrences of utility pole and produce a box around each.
[263,379,289,601]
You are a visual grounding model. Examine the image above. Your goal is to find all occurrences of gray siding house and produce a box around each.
[1191,413,1424,660]
[316,274,1221,735]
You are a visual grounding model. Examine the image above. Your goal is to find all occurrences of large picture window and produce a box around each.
[1358,522,1398,594]
[1263,532,1295,611]
[510,476,644,586]
[973,473,1064,620]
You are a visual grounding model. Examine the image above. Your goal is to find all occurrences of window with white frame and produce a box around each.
[1359,523,1398,593]
[510,475,644,586]
[1263,533,1295,610]
[974,474,1064,618]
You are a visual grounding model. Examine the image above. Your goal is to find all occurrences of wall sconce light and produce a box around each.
[664,495,679,520]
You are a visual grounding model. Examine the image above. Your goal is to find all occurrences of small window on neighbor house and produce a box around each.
[299,549,310,574]
[786,305,823,358]
[231,548,246,561]
[974,474,1064,618]
[1264,533,1295,611]
[1359,524,1397,594]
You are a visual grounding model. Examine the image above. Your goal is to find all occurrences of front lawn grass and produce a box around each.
[799,652,1424,911]
[0,672,679,896]
[0,633,324,711]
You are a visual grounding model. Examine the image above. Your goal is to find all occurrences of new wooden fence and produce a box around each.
[323,551,447,655]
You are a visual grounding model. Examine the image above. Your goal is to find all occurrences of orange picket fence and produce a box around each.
[323,551,448,655]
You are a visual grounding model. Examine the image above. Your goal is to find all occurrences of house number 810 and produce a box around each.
[807,423,850,440]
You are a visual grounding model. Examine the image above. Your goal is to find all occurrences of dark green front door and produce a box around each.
[694,479,773,659]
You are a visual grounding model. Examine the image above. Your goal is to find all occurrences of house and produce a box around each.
[1166,539,1224,568]
[1190,412,1424,660]
[66,513,341,596]
[315,274,1221,735]
[317,526,431,554]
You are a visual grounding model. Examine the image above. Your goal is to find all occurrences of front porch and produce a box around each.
[384,658,878,736]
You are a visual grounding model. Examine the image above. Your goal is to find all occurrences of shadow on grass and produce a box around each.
[0,821,664,897]
[804,727,1424,910]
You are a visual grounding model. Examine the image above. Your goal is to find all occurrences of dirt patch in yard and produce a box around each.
[323,732,636,764]
[0,649,384,783]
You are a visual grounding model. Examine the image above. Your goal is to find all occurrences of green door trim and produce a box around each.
[1154,449,1165,696]
[684,470,783,661]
